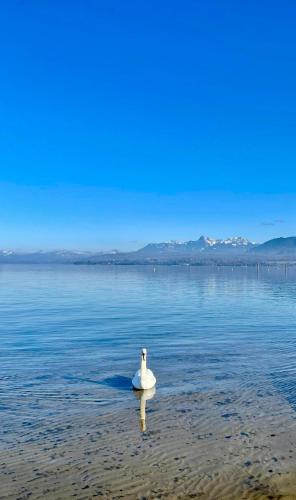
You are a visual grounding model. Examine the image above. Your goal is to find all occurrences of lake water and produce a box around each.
[1,264,296,499]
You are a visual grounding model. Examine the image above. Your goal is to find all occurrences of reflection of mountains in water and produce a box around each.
[133,387,156,432]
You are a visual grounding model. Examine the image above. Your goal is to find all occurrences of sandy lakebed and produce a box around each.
[2,381,296,499]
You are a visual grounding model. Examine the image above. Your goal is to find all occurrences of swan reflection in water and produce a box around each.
[133,386,156,432]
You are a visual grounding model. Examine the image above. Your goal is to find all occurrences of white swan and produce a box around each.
[132,348,156,390]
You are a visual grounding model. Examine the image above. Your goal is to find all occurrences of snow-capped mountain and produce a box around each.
[201,236,255,249]
[137,236,256,255]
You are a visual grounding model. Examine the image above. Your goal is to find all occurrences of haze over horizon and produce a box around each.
[1,1,296,251]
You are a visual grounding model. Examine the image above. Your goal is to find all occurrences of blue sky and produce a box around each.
[0,1,296,250]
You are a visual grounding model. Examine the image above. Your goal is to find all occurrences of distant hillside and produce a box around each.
[0,249,118,264]
[251,237,296,255]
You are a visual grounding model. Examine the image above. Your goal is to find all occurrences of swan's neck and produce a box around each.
[140,352,147,374]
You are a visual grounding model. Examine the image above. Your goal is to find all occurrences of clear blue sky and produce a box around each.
[1,1,296,250]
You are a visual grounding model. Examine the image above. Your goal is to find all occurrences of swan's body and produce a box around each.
[132,348,156,390]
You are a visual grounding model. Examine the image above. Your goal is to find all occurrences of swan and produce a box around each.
[132,348,156,390]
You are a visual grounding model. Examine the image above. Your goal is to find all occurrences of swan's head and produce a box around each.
[142,348,147,360]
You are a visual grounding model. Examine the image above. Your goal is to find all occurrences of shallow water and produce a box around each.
[1,264,296,498]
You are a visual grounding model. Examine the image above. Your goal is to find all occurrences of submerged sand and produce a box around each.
[1,379,296,500]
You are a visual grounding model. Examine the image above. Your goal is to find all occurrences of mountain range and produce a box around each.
[2,236,296,264]
[136,236,256,256]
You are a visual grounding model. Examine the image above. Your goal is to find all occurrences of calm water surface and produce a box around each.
[1,264,296,418]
